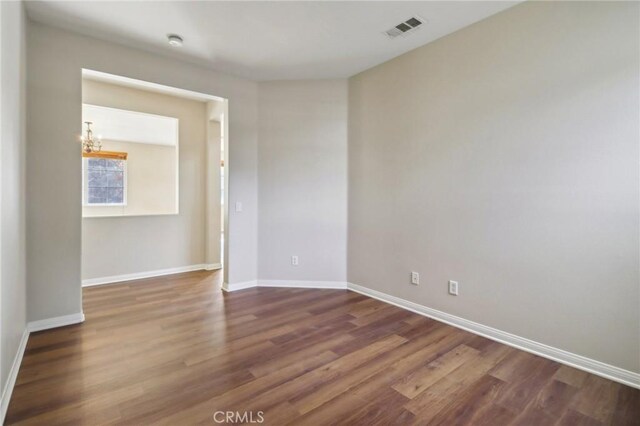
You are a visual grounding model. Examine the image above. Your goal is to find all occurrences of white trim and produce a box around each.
[347,282,640,389]
[0,329,28,424]
[258,280,347,290]
[82,69,225,102]
[221,280,348,292]
[28,313,85,333]
[81,264,217,287]
[222,280,258,292]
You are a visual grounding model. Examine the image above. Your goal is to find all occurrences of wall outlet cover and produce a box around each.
[448,280,459,296]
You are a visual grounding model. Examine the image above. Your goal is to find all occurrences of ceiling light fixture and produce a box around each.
[167,34,184,47]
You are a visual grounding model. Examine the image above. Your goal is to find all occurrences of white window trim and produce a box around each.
[82,157,128,207]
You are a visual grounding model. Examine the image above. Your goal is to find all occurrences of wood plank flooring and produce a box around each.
[5,270,639,425]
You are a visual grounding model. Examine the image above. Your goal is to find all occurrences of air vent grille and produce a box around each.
[385,16,425,39]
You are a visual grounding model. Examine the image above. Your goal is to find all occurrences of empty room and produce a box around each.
[0,1,638,425]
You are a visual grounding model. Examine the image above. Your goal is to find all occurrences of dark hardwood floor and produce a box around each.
[5,270,639,425]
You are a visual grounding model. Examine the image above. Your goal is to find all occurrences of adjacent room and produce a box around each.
[0,1,638,425]
[80,70,226,287]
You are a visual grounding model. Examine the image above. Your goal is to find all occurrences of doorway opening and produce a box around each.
[79,69,229,300]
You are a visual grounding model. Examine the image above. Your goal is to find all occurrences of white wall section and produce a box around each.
[348,1,639,373]
[82,104,179,147]
[0,1,28,421]
[258,80,348,282]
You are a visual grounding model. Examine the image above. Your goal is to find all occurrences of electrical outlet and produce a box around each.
[448,280,459,296]
[411,271,419,285]
[291,256,299,266]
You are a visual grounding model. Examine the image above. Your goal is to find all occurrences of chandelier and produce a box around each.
[81,121,102,154]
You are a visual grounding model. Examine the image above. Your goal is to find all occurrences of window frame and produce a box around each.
[82,156,128,207]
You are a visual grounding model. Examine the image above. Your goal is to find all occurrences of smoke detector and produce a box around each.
[385,16,425,39]
[167,34,184,47]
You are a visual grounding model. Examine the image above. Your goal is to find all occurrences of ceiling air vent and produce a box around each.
[385,16,425,39]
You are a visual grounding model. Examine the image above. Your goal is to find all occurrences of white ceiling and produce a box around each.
[26,1,521,81]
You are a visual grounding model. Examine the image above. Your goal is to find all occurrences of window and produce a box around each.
[83,157,127,206]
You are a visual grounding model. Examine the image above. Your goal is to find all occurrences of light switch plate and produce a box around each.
[448,280,459,296]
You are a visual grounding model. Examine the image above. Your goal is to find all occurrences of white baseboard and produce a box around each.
[82,264,220,287]
[1,312,85,423]
[0,329,29,424]
[347,282,640,389]
[205,263,222,271]
[258,280,347,289]
[27,312,85,333]
[222,280,348,292]
[222,280,258,292]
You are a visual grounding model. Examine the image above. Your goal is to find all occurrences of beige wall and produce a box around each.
[1,0,27,412]
[258,80,348,282]
[27,21,258,322]
[348,1,639,373]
